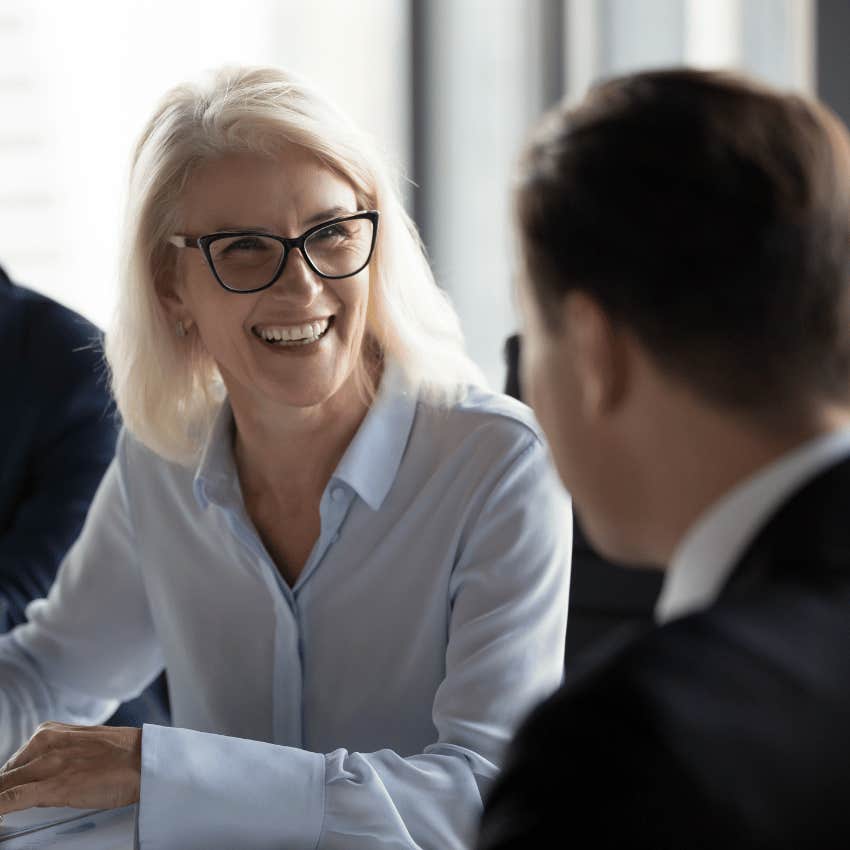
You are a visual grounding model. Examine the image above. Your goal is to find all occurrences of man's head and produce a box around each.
[515,68,850,564]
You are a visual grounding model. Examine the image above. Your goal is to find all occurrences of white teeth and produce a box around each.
[255,317,330,345]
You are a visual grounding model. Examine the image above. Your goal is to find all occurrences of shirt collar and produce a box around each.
[331,358,419,511]
[656,427,850,624]
[193,402,239,510]
[193,358,419,512]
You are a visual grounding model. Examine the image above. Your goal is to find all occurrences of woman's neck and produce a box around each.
[230,375,371,509]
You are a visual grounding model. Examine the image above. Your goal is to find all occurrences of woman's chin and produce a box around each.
[263,374,352,410]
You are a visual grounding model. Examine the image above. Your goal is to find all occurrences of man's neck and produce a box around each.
[629,398,850,567]
[656,415,850,622]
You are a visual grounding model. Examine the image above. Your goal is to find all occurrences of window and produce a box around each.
[0,0,815,387]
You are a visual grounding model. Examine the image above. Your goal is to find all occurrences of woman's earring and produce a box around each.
[176,320,187,338]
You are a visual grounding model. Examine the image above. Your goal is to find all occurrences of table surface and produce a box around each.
[0,806,134,849]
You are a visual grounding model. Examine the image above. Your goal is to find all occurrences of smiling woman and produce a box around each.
[109,66,477,464]
[0,66,572,850]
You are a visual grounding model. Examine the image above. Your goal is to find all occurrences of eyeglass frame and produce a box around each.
[167,209,380,294]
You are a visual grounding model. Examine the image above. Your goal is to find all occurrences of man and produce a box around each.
[478,70,850,848]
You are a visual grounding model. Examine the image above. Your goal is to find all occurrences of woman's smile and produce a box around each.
[250,315,335,350]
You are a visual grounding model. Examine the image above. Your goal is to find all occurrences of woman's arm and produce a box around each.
[0,434,164,763]
[134,435,570,850]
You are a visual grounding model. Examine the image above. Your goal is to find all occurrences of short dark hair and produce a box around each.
[516,68,850,416]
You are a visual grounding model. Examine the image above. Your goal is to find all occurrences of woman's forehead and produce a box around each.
[180,149,358,231]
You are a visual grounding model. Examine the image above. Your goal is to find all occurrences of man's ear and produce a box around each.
[561,292,627,419]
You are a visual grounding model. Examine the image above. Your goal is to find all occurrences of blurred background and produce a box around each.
[0,0,846,388]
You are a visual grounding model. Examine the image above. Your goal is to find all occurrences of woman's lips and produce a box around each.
[251,316,336,348]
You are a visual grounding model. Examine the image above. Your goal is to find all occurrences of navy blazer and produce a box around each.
[0,266,116,630]
[478,455,850,849]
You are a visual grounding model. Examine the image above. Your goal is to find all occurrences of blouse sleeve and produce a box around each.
[0,432,164,762]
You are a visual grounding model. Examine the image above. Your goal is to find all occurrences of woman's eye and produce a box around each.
[225,237,263,253]
[315,224,347,241]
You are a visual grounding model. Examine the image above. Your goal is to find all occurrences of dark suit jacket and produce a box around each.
[478,455,850,849]
[0,266,116,630]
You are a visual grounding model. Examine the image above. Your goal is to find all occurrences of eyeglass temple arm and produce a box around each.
[167,235,199,249]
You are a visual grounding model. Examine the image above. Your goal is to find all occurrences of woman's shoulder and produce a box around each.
[456,384,541,433]
[403,384,567,539]
[115,426,201,501]
[414,382,545,465]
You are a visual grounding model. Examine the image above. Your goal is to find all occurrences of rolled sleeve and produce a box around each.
[442,435,572,765]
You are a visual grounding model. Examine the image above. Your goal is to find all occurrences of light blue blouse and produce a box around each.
[0,362,571,849]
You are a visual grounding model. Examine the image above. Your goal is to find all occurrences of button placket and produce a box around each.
[326,486,350,545]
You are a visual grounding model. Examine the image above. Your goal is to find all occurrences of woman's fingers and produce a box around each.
[0,753,63,796]
[1,721,82,772]
[0,777,65,814]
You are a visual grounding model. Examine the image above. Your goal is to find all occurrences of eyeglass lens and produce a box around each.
[208,217,374,291]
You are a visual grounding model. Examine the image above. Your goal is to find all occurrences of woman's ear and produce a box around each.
[563,292,628,420]
[155,253,195,334]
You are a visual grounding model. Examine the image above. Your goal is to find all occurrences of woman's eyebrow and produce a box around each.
[302,206,355,227]
[202,207,356,234]
[205,223,273,233]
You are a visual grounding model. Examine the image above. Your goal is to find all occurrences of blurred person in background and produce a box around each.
[0,266,115,631]
[478,69,850,849]
[0,266,170,729]
[0,66,570,849]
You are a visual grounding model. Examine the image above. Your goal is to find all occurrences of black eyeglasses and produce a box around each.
[168,210,379,293]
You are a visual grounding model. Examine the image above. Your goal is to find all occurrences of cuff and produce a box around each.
[138,724,326,850]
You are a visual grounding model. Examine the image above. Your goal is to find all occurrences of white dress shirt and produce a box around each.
[0,361,572,849]
[657,427,850,624]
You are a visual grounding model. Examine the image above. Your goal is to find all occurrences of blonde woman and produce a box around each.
[0,67,570,849]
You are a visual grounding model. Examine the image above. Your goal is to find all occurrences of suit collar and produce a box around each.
[658,428,850,623]
[721,450,850,600]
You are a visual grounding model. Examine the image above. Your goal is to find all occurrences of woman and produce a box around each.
[0,67,570,849]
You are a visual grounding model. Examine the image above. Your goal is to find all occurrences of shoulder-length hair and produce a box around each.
[106,65,485,464]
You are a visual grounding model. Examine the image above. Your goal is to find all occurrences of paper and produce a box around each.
[0,806,135,849]
[0,808,103,841]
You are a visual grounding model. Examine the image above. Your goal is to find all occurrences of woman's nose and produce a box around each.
[270,248,322,302]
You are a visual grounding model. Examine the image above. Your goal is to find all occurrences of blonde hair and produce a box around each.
[106,65,486,464]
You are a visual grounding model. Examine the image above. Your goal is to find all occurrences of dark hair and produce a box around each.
[516,68,850,416]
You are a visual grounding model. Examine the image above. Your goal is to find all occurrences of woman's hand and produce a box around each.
[0,722,141,816]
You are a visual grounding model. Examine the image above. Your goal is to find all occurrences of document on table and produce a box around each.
[0,806,135,848]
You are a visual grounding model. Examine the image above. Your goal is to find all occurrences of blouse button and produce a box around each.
[331,487,346,503]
